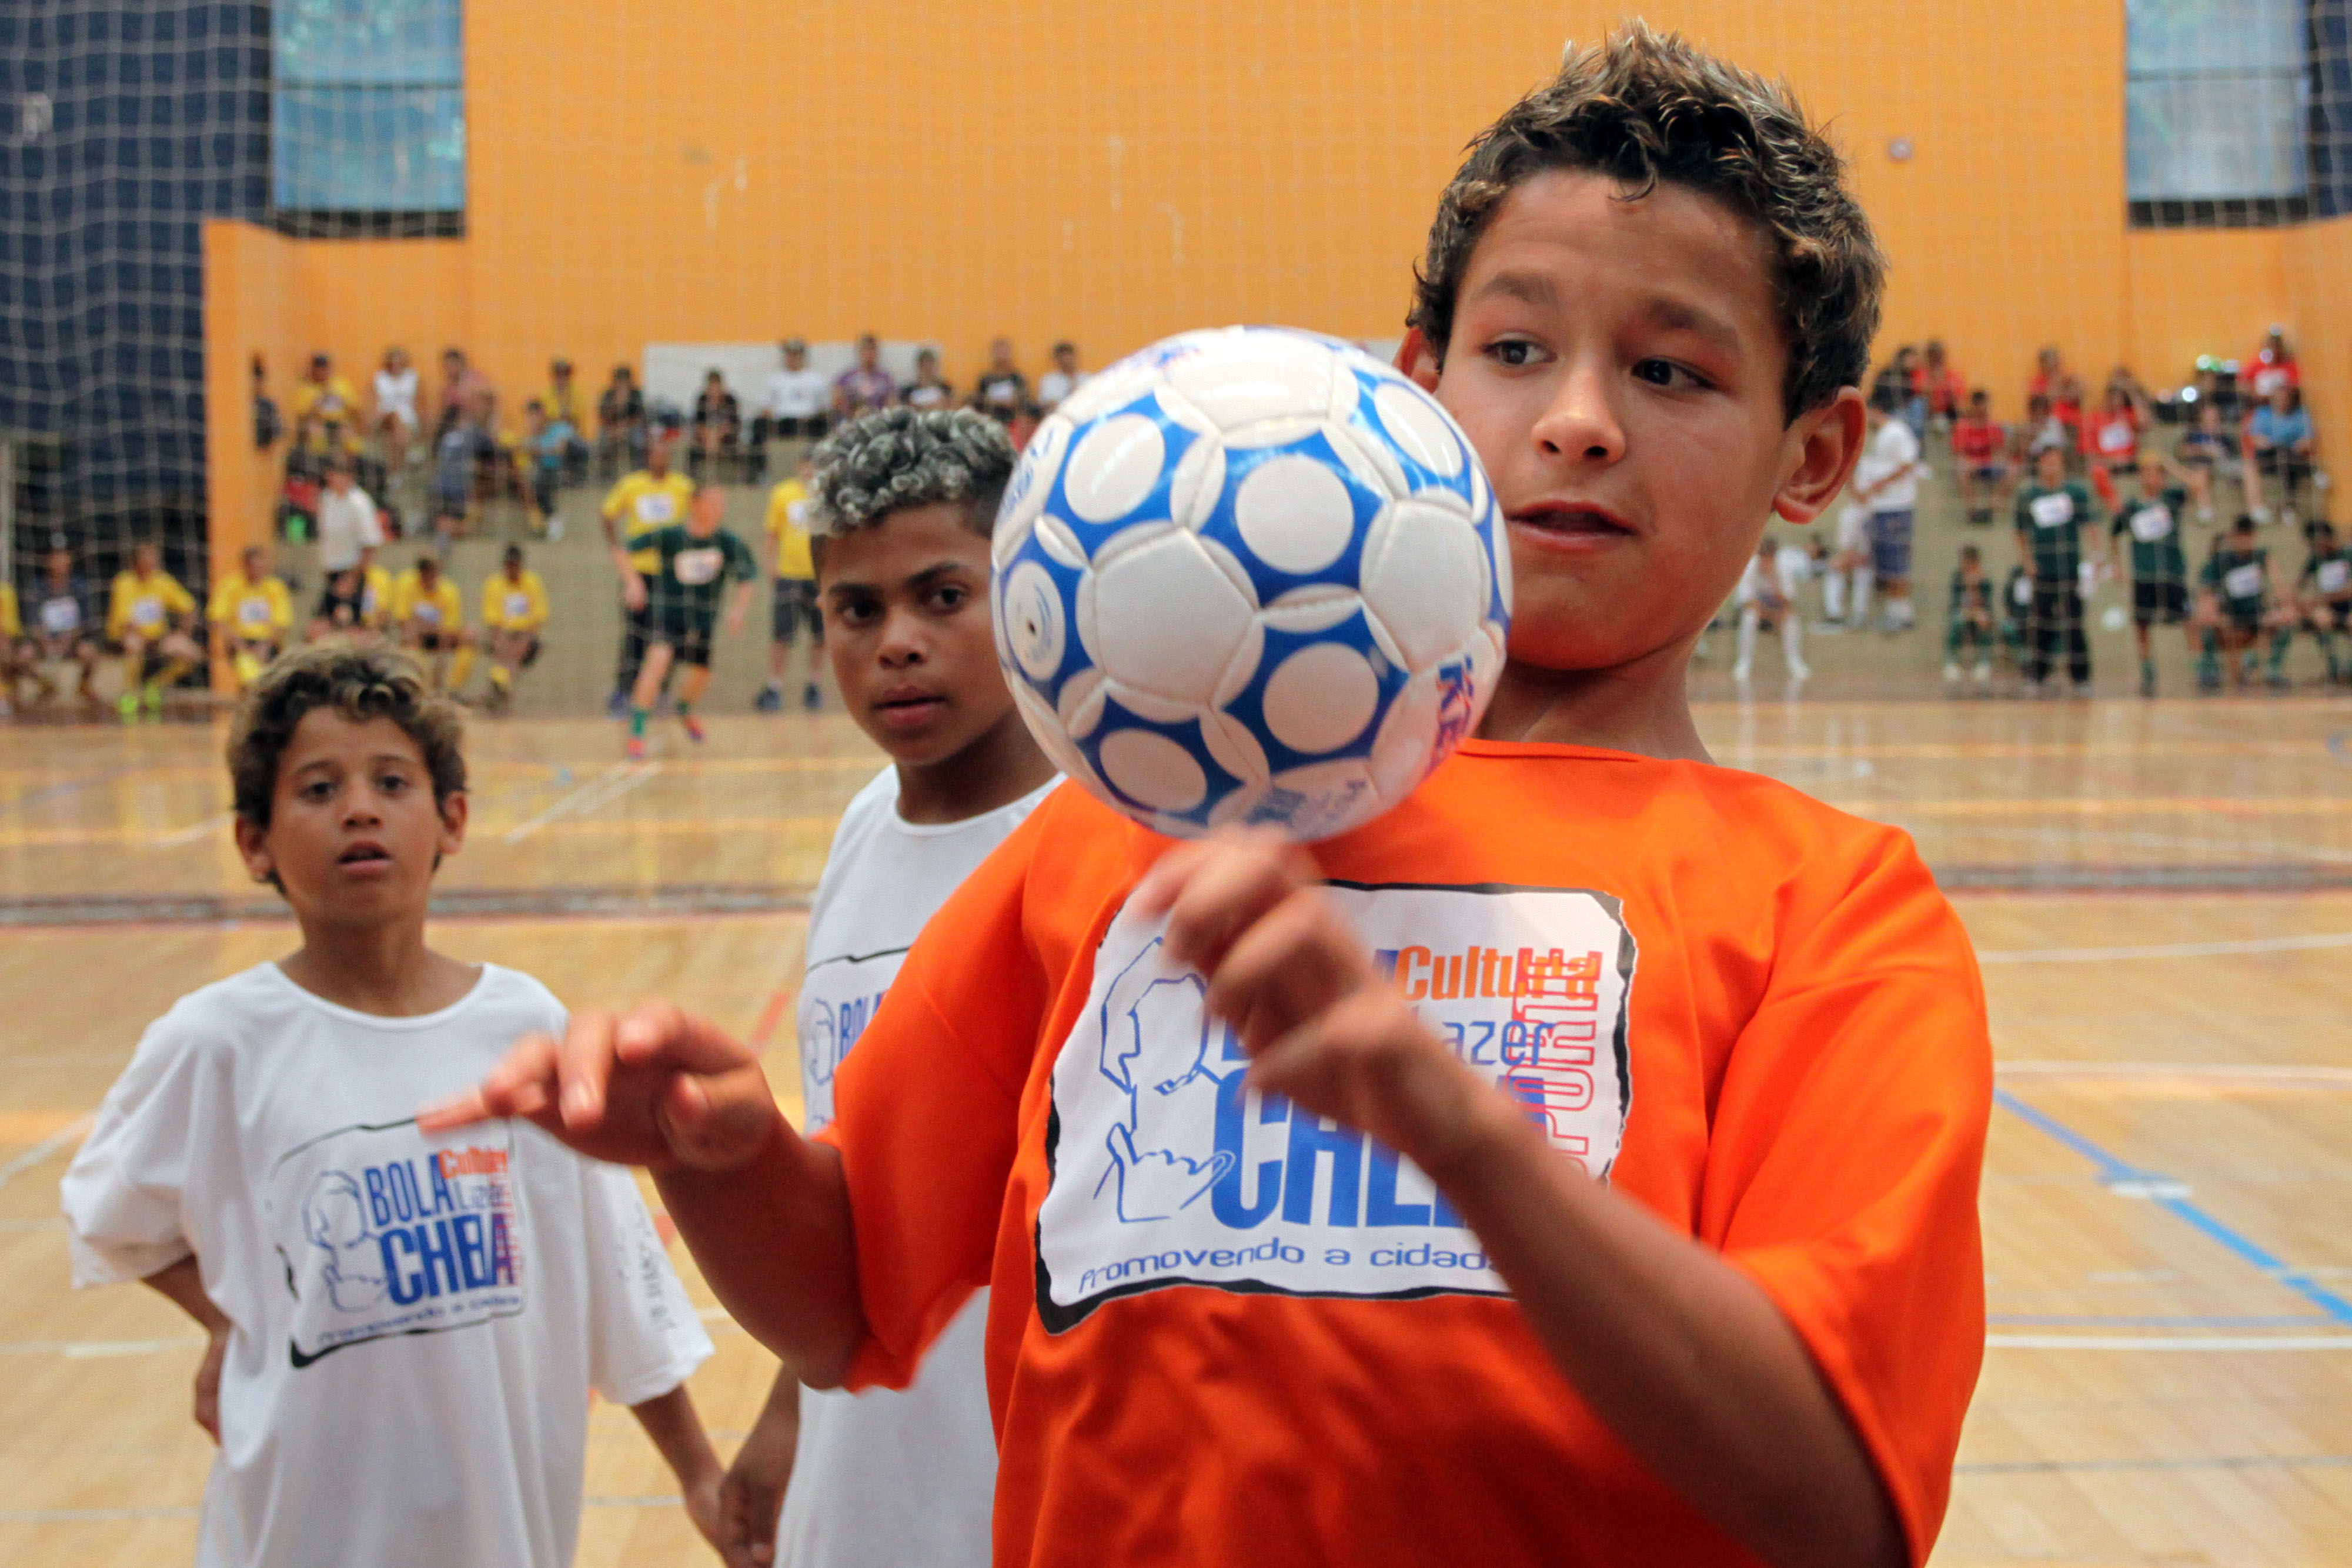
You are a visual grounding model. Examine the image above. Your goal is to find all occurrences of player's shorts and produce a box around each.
[430,481,470,520]
[1834,502,1868,553]
[2132,580,2188,626]
[315,587,366,629]
[1867,509,1915,580]
[412,628,462,653]
[531,467,559,517]
[656,610,717,669]
[770,577,822,646]
[1969,463,2006,484]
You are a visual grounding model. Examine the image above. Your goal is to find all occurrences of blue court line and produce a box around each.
[1993,1087,2352,1326]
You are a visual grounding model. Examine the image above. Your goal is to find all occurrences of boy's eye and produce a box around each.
[1632,359,1709,392]
[835,598,878,626]
[301,780,335,802]
[1483,339,1544,369]
[930,585,968,612]
[377,773,408,795]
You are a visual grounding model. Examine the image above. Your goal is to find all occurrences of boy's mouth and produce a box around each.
[337,841,395,874]
[1508,501,1638,550]
[872,684,947,730]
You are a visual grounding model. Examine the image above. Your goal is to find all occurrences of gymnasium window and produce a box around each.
[2127,0,2314,226]
[270,0,466,237]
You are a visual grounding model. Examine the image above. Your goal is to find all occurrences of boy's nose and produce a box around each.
[1530,362,1626,466]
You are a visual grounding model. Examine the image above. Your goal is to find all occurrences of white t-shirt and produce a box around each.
[1037,369,1087,409]
[1861,417,1924,511]
[783,766,1059,1568]
[763,367,831,420]
[316,485,385,573]
[61,963,712,1568]
[374,368,420,430]
[1736,547,1809,611]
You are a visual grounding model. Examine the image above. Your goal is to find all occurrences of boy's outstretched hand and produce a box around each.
[1133,828,1518,1186]
[419,1000,783,1173]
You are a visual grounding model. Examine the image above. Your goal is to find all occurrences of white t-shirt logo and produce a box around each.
[265,1118,524,1367]
[634,493,678,527]
[2224,562,2264,599]
[673,547,723,586]
[40,596,80,634]
[413,599,442,625]
[1035,884,1636,1330]
[2318,560,2350,594]
[2030,492,2076,529]
[2130,506,2173,542]
[131,595,166,627]
[504,590,533,621]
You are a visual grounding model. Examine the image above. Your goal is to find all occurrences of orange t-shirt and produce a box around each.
[826,741,1992,1568]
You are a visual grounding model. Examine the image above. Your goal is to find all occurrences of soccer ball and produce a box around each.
[991,325,1510,842]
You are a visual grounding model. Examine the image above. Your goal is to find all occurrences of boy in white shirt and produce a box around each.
[61,641,725,1568]
[1731,533,1810,683]
[714,406,1059,1568]
[1850,387,1928,631]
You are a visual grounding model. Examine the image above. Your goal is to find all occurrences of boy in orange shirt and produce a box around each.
[430,26,1990,1568]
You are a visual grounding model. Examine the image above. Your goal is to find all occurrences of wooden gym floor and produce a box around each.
[1,700,2349,1566]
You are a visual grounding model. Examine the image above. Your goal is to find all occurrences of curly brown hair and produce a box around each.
[1406,21,1884,422]
[228,640,466,830]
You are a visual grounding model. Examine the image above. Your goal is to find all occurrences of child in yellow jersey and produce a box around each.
[600,436,696,716]
[108,541,202,721]
[208,544,295,692]
[391,552,476,696]
[758,459,824,712]
[0,578,25,715]
[480,544,550,711]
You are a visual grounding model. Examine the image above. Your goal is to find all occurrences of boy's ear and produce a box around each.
[1398,328,1441,393]
[232,815,276,887]
[1771,387,1867,526]
[436,790,469,860]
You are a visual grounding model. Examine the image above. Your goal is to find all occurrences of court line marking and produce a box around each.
[0,1496,698,1523]
[1993,1088,2352,1325]
[1976,930,2352,963]
[1956,1453,2352,1474]
[0,1113,93,1192]
[1996,1060,2352,1088]
[1986,1334,2352,1351]
[1989,1314,2332,1328]
[500,761,663,844]
[152,811,233,849]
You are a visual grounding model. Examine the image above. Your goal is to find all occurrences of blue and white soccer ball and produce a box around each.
[992,325,1510,842]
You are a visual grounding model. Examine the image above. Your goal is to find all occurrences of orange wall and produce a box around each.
[226,1,2339,484]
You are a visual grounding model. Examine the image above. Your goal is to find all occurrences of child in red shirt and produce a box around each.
[1952,387,2008,526]
[430,25,1990,1568]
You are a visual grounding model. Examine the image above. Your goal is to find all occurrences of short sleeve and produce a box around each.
[60,1015,210,1288]
[578,1156,714,1406]
[828,806,1060,1392]
[1699,830,1992,1567]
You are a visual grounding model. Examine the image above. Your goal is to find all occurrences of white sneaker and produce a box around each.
[1972,662,1992,683]
[1732,661,1753,683]
[2252,504,2273,524]
[1943,661,1962,681]
[1787,659,1811,681]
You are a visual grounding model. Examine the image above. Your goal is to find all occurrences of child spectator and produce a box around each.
[832,334,899,420]
[599,434,697,717]
[2080,382,2144,512]
[902,347,955,410]
[2174,401,2236,523]
[1917,339,1965,429]
[2107,451,2193,697]
[480,544,550,711]
[543,358,592,480]
[252,354,283,453]
[1821,495,1870,628]
[392,552,476,696]
[759,458,823,713]
[691,369,743,480]
[2050,373,2086,464]
[61,641,723,1567]
[1943,544,1997,687]
[617,482,758,758]
[107,541,201,722]
[598,365,649,478]
[435,348,496,441]
[1999,560,2033,667]
[317,453,386,584]
[1731,533,1810,682]
[2197,516,2291,688]
[2018,392,2068,465]
[523,400,575,539]
[1852,387,1928,630]
[969,336,1030,424]
[2244,385,2317,527]
[755,338,832,466]
[371,347,420,476]
[26,544,103,709]
[435,29,1989,1568]
[209,543,295,694]
[2014,443,2097,694]
[2026,345,2064,407]
[716,406,1054,1568]
[2297,518,2351,686]
[429,394,496,546]
[1951,389,2007,526]
[290,352,363,460]
[2247,326,2299,401]
[1037,341,1088,413]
